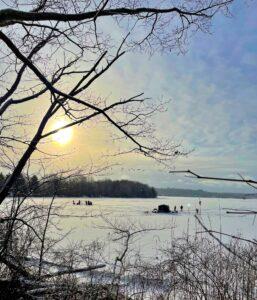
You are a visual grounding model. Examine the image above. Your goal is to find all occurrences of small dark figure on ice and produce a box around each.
[72,200,81,205]
[85,200,93,206]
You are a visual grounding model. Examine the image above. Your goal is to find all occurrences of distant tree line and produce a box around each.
[157,187,256,199]
[0,173,157,198]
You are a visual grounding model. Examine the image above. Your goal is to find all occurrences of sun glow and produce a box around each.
[52,119,73,145]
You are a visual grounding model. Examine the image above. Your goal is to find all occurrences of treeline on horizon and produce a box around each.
[157,187,256,199]
[0,173,157,198]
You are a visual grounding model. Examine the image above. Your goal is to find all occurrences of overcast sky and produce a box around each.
[80,1,257,193]
[1,1,257,193]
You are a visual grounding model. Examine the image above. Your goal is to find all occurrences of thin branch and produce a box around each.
[195,215,257,270]
[169,170,257,185]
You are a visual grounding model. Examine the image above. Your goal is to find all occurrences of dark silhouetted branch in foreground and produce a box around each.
[0,5,220,27]
[169,170,257,185]
[195,215,257,270]
[197,229,257,246]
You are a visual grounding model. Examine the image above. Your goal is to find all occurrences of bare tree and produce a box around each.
[0,0,238,296]
[0,0,235,202]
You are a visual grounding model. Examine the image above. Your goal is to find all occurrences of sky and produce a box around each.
[1,1,257,193]
[83,1,257,193]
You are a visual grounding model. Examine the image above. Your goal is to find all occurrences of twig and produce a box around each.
[170,170,257,185]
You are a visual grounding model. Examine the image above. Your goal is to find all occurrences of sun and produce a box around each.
[52,119,73,145]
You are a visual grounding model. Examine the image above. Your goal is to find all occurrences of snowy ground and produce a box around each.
[26,196,257,261]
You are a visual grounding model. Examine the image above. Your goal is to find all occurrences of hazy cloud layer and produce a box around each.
[91,2,257,192]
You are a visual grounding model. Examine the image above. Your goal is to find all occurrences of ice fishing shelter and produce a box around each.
[158,204,170,213]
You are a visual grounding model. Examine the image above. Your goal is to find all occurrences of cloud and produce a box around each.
[9,1,255,193]
[90,2,257,191]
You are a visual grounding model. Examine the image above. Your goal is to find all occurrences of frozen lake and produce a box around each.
[29,196,257,260]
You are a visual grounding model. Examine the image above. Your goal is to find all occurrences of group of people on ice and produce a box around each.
[72,200,93,206]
